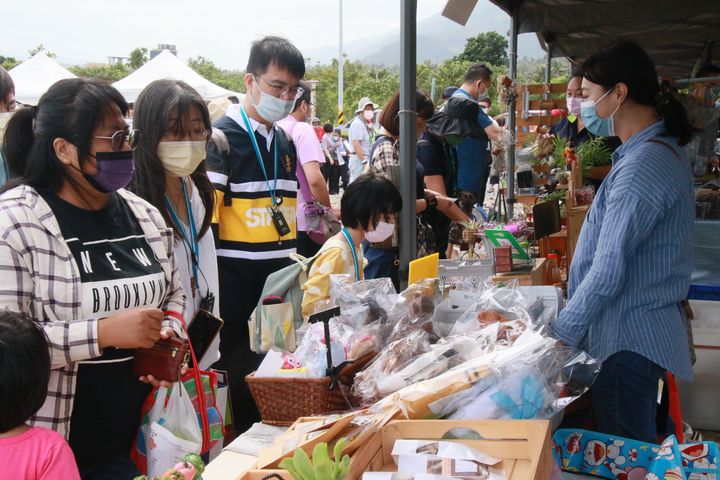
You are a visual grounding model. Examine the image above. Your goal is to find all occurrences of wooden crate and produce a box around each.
[348,419,553,480]
[492,257,547,286]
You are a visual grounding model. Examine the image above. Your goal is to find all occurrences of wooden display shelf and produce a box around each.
[492,257,546,286]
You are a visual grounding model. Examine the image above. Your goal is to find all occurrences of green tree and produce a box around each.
[68,63,129,81]
[128,47,148,71]
[187,56,245,93]
[28,44,56,58]
[0,55,19,70]
[454,32,508,66]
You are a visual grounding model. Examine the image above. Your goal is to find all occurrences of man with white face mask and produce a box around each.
[348,97,377,183]
[205,36,305,433]
[0,65,16,183]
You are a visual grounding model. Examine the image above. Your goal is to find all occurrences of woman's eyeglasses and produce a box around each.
[94,129,141,151]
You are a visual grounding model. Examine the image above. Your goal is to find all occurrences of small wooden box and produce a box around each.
[348,419,553,480]
[492,258,546,286]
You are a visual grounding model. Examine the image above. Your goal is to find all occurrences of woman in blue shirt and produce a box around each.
[552,40,694,442]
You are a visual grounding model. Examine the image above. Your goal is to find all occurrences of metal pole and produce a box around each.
[544,42,553,97]
[338,0,344,126]
[506,10,519,207]
[399,0,417,289]
[431,77,436,102]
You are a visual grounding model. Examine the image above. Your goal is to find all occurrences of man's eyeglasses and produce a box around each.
[94,129,141,151]
[254,75,304,100]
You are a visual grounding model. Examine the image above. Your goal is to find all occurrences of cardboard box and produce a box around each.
[349,420,552,480]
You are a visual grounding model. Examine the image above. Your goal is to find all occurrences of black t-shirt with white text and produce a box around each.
[41,191,166,470]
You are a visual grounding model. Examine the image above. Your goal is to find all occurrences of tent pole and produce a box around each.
[544,41,553,93]
[506,9,519,208]
[399,0,418,289]
[338,0,344,125]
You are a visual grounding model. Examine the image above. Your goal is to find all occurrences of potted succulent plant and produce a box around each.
[577,137,612,180]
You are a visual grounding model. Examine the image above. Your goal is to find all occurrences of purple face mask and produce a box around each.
[84,150,135,193]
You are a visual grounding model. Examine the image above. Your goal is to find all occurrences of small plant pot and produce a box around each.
[585,165,612,181]
[462,229,478,245]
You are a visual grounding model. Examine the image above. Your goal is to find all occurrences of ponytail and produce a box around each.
[652,86,694,146]
[2,107,35,180]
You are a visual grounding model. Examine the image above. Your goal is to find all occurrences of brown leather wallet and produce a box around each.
[131,337,189,382]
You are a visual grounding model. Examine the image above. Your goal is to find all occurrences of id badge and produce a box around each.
[268,206,291,237]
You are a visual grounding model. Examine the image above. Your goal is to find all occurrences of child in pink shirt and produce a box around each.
[0,311,80,479]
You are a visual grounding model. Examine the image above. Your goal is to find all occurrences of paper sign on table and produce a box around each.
[409,253,440,285]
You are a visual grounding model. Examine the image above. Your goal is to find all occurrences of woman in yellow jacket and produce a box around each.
[302,173,402,318]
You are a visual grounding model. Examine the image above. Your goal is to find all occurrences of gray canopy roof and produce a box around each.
[487,0,720,77]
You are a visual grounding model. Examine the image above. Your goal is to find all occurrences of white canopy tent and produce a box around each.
[112,50,242,103]
[9,52,77,106]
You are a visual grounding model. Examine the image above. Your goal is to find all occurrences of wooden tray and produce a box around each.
[348,419,553,480]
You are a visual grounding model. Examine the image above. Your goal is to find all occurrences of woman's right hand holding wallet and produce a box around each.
[98,307,164,349]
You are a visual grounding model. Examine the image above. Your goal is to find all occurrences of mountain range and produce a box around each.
[304,2,546,66]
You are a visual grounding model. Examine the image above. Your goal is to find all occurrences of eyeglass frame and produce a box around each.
[252,75,305,100]
[94,129,141,151]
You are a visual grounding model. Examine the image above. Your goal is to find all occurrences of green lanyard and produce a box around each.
[239,105,280,206]
[341,227,360,282]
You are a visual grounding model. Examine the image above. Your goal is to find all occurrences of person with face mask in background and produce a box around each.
[448,63,505,249]
[277,81,331,257]
[334,128,351,190]
[550,69,621,153]
[0,65,16,184]
[552,40,695,442]
[301,173,401,318]
[348,97,377,183]
[321,123,341,195]
[205,35,304,433]
[0,78,186,478]
[128,80,220,371]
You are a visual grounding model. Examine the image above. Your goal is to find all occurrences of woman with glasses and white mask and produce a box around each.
[0,78,186,478]
[129,79,220,370]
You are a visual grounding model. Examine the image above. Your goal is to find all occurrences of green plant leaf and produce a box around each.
[294,448,316,480]
[313,443,331,467]
[333,438,347,461]
[280,458,303,480]
[314,461,334,480]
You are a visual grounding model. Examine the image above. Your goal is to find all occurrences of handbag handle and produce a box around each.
[164,310,211,453]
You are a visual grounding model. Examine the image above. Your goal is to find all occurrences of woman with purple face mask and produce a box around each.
[0,78,186,478]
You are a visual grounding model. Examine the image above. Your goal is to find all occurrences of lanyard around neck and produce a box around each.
[341,227,360,282]
[239,105,280,206]
[165,180,199,288]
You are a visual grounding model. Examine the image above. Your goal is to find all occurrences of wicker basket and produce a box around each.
[246,373,351,426]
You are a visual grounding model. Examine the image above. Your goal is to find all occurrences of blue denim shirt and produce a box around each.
[552,120,694,380]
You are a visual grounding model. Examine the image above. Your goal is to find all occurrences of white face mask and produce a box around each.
[157,141,207,177]
[365,220,395,242]
[251,76,295,123]
[363,110,374,121]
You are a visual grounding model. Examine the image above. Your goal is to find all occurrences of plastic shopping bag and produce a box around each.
[146,383,202,478]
